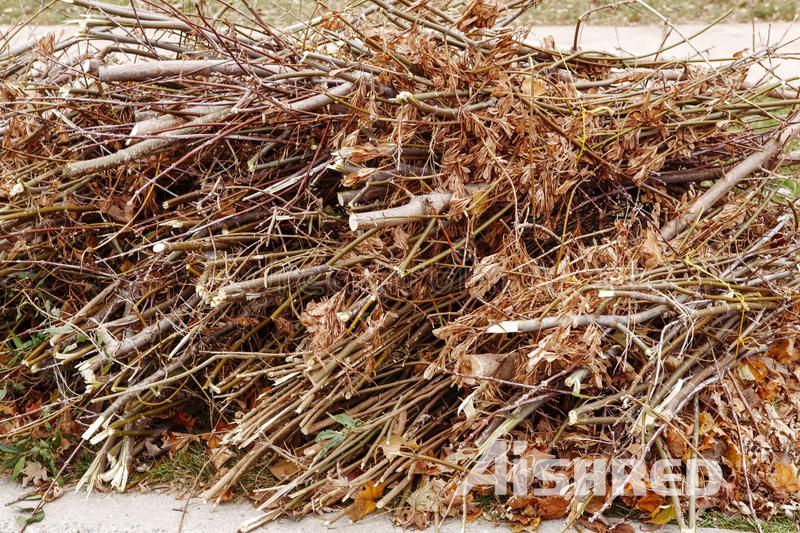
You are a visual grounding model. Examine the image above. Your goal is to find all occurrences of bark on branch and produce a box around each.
[348,192,451,230]
[660,110,800,241]
[63,81,358,178]
[99,60,288,82]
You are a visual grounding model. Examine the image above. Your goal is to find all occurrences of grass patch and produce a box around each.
[234,454,277,499]
[526,0,797,25]
[699,510,799,533]
[601,505,798,533]
[0,0,797,27]
[60,448,95,485]
[141,441,213,490]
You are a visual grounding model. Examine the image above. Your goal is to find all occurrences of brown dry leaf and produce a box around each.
[455,0,497,31]
[268,458,301,480]
[300,291,346,351]
[346,481,386,521]
[21,460,48,488]
[664,426,687,459]
[211,447,234,471]
[698,411,715,435]
[611,523,635,533]
[44,483,64,502]
[521,75,547,100]
[405,479,439,514]
[342,167,377,187]
[648,505,676,525]
[578,517,609,533]
[583,495,608,515]
[737,359,768,382]
[204,433,221,449]
[273,315,294,336]
[465,254,504,299]
[104,202,130,223]
[380,435,419,459]
[634,492,664,515]
[723,437,742,473]
[639,227,663,269]
[768,337,800,364]
[510,516,540,531]
[507,495,569,521]
[767,463,800,494]
[36,33,56,56]
[537,496,570,519]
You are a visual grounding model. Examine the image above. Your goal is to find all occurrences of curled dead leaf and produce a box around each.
[767,463,800,494]
[639,228,663,269]
[268,458,301,480]
[346,481,386,521]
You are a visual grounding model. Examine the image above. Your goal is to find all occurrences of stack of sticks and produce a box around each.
[2,0,800,529]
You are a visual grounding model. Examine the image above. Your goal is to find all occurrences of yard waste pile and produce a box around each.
[3,1,800,530]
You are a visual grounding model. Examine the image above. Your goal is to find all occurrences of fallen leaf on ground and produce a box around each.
[20,461,48,488]
[648,505,676,525]
[768,463,800,494]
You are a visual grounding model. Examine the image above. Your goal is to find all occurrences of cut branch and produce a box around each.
[348,192,451,230]
[660,110,800,241]
[99,60,289,82]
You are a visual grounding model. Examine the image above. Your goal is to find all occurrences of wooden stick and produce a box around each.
[660,110,800,241]
[99,60,288,82]
[348,192,451,230]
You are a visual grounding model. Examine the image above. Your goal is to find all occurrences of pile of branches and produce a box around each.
[3,0,800,529]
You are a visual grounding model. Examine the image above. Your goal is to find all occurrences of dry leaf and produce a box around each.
[639,228,663,269]
[697,411,715,435]
[768,337,800,364]
[455,0,497,31]
[268,458,301,480]
[737,359,768,382]
[537,496,570,519]
[45,484,64,502]
[21,461,48,488]
[648,505,676,525]
[723,437,742,473]
[465,255,504,299]
[634,492,664,515]
[611,523,635,533]
[767,463,800,494]
[211,447,234,471]
[521,76,547,99]
[346,481,385,521]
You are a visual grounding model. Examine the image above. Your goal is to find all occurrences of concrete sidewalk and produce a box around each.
[3,21,799,54]
[528,22,800,84]
[0,478,740,533]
